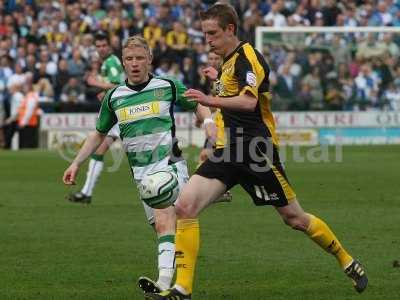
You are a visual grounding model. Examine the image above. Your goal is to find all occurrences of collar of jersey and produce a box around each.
[125,74,153,91]
[223,41,246,64]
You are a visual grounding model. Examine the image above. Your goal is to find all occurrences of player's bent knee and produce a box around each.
[282,215,308,231]
[174,198,198,219]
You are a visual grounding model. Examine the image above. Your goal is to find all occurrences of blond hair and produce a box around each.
[122,35,152,56]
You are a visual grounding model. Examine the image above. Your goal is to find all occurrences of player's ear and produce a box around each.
[226,23,235,36]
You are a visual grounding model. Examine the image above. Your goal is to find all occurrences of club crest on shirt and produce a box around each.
[153,88,166,99]
[246,71,257,87]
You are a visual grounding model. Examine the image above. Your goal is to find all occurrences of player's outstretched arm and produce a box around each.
[62,131,106,185]
[195,104,217,145]
[86,75,116,91]
[184,89,257,111]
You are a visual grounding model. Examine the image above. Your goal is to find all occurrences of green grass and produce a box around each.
[1,146,400,300]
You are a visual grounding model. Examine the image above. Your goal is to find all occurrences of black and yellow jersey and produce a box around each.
[216,41,277,147]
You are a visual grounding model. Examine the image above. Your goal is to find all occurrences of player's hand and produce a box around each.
[86,75,99,87]
[199,148,212,162]
[96,91,105,101]
[63,163,79,185]
[184,89,215,107]
[204,122,217,146]
[202,66,218,81]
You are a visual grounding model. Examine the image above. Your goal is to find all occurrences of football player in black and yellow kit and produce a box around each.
[145,3,368,300]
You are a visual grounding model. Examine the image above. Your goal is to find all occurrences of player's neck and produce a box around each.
[126,74,152,91]
[223,38,241,59]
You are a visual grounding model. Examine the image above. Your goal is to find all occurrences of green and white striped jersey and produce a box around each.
[96,75,197,180]
[101,54,125,84]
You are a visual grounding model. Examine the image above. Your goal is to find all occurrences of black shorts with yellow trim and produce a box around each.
[195,140,296,207]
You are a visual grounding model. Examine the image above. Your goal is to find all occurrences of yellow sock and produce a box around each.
[306,214,353,269]
[175,219,200,294]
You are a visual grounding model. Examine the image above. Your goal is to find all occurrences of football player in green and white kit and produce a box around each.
[68,32,125,204]
[62,36,216,294]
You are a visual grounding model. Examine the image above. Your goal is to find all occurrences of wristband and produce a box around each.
[203,118,215,126]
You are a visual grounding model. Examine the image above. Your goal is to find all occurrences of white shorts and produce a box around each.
[141,160,189,225]
[107,124,120,139]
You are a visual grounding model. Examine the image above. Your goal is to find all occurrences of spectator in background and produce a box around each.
[33,62,51,87]
[26,42,38,58]
[79,34,97,62]
[321,0,342,26]
[380,32,400,58]
[370,1,393,26]
[343,3,358,27]
[182,56,197,88]
[47,42,60,65]
[167,62,184,82]
[68,49,87,78]
[293,81,312,111]
[60,76,86,104]
[314,11,325,26]
[4,79,24,149]
[0,87,4,148]
[0,55,13,82]
[54,58,71,101]
[264,1,287,27]
[187,19,203,41]
[372,56,393,93]
[336,62,356,110]
[157,3,175,32]
[35,48,58,79]
[330,34,352,67]
[110,35,122,59]
[325,82,345,110]
[155,59,170,77]
[274,62,299,110]
[151,35,169,67]
[191,38,208,66]
[83,57,103,103]
[14,46,28,69]
[7,61,26,89]
[35,77,54,103]
[354,63,380,110]
[302,66,324,110]
[17,73,40,149]
[357,33,388,60]
[143,17,163,50]
[25,54,37,75]
[118,17,141,44]
[383,81,400,110]
[165,21,189,65]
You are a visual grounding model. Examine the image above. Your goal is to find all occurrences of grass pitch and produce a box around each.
[1,146,399,300]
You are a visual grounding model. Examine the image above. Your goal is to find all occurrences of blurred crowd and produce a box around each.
[1,0,400,148]
[265,31,400,111]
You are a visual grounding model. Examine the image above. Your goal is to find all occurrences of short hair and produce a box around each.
[122,35,152,56]
[94,31,109,43]
[199,3,239,35]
